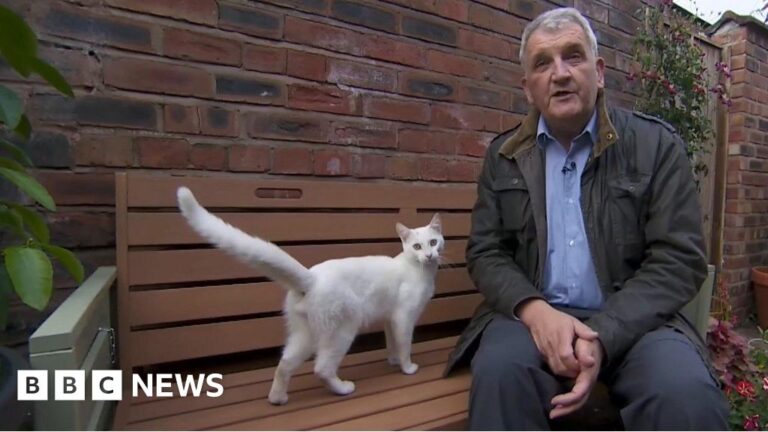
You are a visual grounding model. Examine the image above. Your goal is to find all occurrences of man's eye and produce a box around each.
[413,244,422,250]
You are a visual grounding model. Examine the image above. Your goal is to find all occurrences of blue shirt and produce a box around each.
[537,112,603,310]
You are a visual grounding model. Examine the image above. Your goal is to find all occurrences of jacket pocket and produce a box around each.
[492,177,530,232]
[607,174,650,249]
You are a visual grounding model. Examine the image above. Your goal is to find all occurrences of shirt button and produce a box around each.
[568,198,574,204]
[569,240,575,247]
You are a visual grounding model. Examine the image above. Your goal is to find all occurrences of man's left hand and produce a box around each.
[549,337,603,419]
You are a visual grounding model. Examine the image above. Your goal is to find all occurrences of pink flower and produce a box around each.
[763,376,768,391]
[744,415,760,431]
[737,380,756,399]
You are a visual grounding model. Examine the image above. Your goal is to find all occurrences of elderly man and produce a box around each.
[444,7,729,430]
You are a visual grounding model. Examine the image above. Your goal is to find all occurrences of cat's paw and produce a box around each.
[387,356,400,366]
[331,380,355,396]
[401,362,419,375]
[268,390,289,405]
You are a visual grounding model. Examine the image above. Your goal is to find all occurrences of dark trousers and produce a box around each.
[468,314,729,430]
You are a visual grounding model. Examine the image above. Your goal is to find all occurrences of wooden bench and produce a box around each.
[111,171,716,430]
[112,172,480,430]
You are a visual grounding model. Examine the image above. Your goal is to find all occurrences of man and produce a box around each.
[443,7,729,430]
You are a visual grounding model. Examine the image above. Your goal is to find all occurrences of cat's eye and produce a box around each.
[413,244,422,250]
[429,239,437,247]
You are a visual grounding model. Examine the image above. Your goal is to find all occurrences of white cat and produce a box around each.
[176,187,444,405]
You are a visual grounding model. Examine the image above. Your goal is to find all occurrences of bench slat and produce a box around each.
[129,268,474,326]
[406,412,468,431]
[127,350,454,429]
[129,294,481,366]
[127,212,471,246]
[126,175,476,209]
[127,240,468,286]
[319,391,469,431]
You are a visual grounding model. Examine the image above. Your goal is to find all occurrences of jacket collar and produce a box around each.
[498,88,619,159]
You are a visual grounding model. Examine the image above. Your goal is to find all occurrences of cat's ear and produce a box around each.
[429,213,442,234]
[396,223,411,241]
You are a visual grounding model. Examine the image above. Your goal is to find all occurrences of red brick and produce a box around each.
[189,143,227,170]
[286,51,326,81]
[48,212,114,249]
[314,149,351,176]
[460,84,511,110]
[399,71,458,100]
[485,63,524,87]
[387,156,419,180]
[35,46,98,88]
[435,0,468,22]
[327,59,397,92]
[287,84,359,115]
[458,132,492,157]
[399,129,455,155]
[104,57,214,97]
[216,74,284,104]
[285,17,364,56]
[248,112,330,142]
[37,172,115,205]
[426,50,484,79]
[363,36,426,68]
[352,153,387,178]
[363,97,430,124]
[163,28,241,66]
[574,0,608,23]
[164,104,200,134]
[431,104,485,130]
[229,145,270,172]
[244,45,286,73]
[218,3,282,39]
[74,134,133,167]
[331,120,396,149]
[474,0,507,10]
[419,158,449,181]
[448,160,480,182]
[199,106,239,137]
[731,54,746,70]
[41,5,157,54]
[136,137,190,168]
[458,29,512,60]
[469,3,524,38]
[106,0,217,25]
[273,147,313,174]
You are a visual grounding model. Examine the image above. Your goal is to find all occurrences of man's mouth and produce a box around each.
[552,90,574,98]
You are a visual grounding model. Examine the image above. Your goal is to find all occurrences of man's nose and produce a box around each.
[552,58,571,81]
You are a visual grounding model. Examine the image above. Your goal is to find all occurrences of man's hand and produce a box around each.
[518,299,599,378]
[549,337,604,419]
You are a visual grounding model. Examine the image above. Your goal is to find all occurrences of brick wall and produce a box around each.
[0,0,643,328]
[713,17,768,322]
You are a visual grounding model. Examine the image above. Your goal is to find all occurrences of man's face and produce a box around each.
[522,22,605,129]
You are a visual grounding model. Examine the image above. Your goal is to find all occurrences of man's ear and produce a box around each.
[522,75,534,104]
[595,57,606,89]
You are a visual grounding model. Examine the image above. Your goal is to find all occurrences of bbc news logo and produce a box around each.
[17,371,224,401]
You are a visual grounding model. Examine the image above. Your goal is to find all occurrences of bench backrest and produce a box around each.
[115,173,480,373]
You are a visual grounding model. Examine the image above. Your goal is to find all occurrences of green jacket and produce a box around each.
[445,90,711,376]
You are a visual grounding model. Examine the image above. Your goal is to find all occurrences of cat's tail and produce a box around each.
[177,187,314,294]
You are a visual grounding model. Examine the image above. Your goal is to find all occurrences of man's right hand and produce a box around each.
[517,299,599,378]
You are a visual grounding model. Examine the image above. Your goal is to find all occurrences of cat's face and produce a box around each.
[396,214,444,265]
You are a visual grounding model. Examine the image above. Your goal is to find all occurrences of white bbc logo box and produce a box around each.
[18,370,122,401]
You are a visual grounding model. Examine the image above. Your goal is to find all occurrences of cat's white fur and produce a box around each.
[176,187,444,405]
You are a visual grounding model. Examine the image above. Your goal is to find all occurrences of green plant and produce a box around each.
[0,5,83,330]
[628,0,731,182]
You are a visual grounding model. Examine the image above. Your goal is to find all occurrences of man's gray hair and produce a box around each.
[519,7,599,68]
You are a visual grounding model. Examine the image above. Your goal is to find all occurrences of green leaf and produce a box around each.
[0,206,25,237]
[0,264,12,330]
[0,5,38,77]
[0,138,32,167]
[0,84,23,128]
[14,114,30,140]
[0,167,55,211]
[41,244,83,284]
[0,156,27,172]
[29,58,73,97]
[11,205,48,243]
[5,246,53,311]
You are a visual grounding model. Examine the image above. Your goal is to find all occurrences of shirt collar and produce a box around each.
[536,110,598,149]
